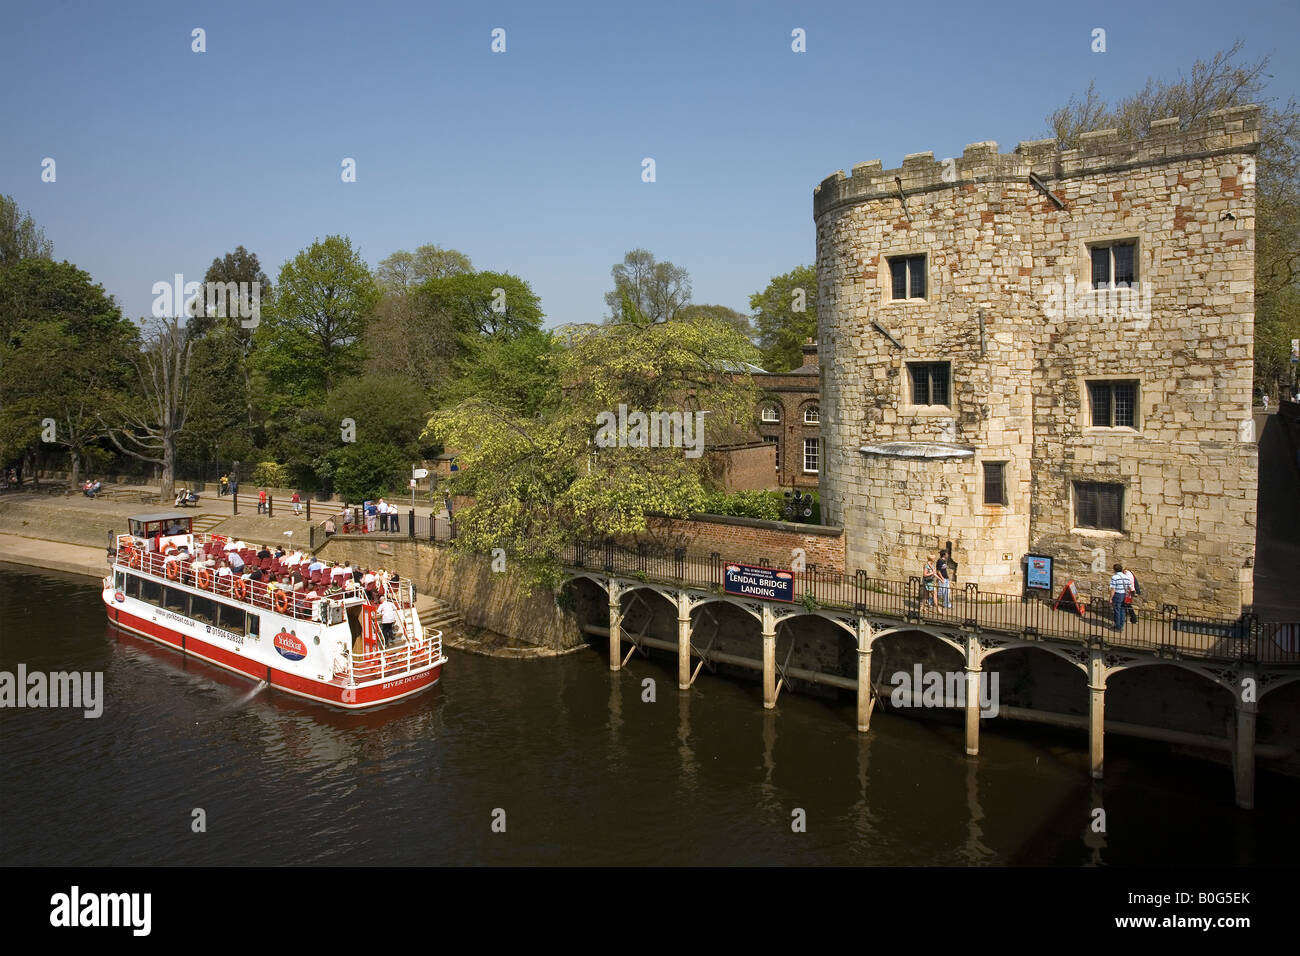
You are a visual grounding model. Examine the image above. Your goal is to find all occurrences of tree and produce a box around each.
[1047,43,1300,396]
[252,236,380,411]
[443,328,562,418]
[0,259,136,486]
[750,265,818,371]
[426,313,760,586]
[416,270,543,343]
[331,441,409,503]
[679,303,755,341]
[603,249,692,324]
[375,244,473,294]
[0,194,53,270]
[103,315,195,500]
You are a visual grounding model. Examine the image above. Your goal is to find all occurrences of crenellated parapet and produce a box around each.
[813,104,1261,221]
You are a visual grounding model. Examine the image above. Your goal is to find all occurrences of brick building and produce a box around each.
[754,340,822,489]
[813,106,1260,617]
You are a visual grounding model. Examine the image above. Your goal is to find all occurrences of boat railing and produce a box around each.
[113,532,319,622]
[344,628,444,684]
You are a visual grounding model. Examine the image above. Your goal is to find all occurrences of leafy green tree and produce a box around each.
[416,270,543,343]
[324,372,429,455]
[331,441,409,503]
[679,303,755,341]
[1047,42,1300,396]
[603,249,692,324]
[750,265,817,372]
[443,328,561,418]
[0,194,53,271]
[253,236,380,411]
[427,313,759,586]
[375,244,473,293]
[0,259,136,485]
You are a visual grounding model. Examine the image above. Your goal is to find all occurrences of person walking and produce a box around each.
[1262,393,1270,411]
[1108,563,1131,632]
[936,550,952,610]
[219,474,229,497]
[922,554,938,609]
[257,488,267,514]
[1122,565,1141,623]
[291,490,302,516]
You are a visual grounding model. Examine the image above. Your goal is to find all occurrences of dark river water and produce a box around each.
[1,565,1296,866]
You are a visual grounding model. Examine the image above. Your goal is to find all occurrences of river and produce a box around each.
[1,564,1294,865]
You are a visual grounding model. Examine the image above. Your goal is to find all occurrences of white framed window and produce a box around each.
[803,404,820,424]
[760,403,781,423]
[803,438,820,474]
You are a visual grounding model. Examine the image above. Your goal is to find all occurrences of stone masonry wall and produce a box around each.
[815,106,1260,617]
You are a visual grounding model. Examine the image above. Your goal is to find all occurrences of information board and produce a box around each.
[1026,554,1054,591]
[723,564,795,602]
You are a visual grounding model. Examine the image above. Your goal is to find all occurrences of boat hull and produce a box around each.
[103,594,442,709]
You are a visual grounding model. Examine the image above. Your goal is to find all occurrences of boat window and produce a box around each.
[163,586,186,614]
[245,611,260,638]
[114,570,124,590]
[190,594,215,625]
[141,577,161,603]
[217,600,243,633]
[124,573,140,599]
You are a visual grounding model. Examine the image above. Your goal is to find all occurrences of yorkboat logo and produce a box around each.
[273,631,307,662]
[50,886,151,936]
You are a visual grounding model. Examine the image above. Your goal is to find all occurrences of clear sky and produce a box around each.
[2,0,1297,326]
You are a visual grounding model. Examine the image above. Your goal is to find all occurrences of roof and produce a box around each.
[787,364,818,375]
[128,511,194,523]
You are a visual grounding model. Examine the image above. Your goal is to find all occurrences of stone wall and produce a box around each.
[815,106,1260,617]
[317,537,581,650]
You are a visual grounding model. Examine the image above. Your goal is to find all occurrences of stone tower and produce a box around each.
[813,105,1259,618]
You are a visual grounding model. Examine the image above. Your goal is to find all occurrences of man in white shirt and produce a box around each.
[376,597,399,647]
[1108,564,1130,632]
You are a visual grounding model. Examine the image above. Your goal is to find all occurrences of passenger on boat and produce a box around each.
[227,552,245,575]
[257,546,272,561]
[307,556,325,574]
[376,596,398,646]
[273,546,285,559]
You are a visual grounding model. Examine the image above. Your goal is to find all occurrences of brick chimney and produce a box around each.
[799,338,818,370]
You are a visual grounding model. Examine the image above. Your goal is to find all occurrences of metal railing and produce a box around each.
[562,541,1300,665]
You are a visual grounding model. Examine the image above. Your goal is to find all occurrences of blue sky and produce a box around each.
[2,0,1297,327]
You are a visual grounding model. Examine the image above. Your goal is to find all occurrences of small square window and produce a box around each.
[983,462,1007,506]
[1087,380,1138,428]
[1089,241,1137,288]
[803,438,819,474]
[888,255,926,299]
[1074,481,1124,531]
[908,362,950,406]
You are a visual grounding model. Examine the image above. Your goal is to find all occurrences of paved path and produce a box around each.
[0,533,107,579]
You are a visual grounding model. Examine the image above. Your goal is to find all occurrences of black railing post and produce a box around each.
[268,495,274,518]
[409,509,416,538]
[604,539,614,572]
[674,547,685,580]
[306,498,311,522]
[711,552,721,588]
[232,492,238,515]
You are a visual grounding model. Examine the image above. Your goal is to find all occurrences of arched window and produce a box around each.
[803,404,820,424]
[760,403,781,423]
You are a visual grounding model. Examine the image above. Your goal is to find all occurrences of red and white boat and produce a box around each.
[101,511,446,708]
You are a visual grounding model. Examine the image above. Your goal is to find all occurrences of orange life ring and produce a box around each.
[128,549,141,569]
[273,589,290,614]
[166,561,179,580]
[195,568,212,589]
[232,577,247,599]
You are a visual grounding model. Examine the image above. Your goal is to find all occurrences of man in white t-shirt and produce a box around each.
[377,597,399,647]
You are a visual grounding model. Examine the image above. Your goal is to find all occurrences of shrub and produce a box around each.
[252,460,291,488]
[698,490,783,521]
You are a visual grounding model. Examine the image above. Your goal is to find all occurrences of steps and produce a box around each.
[419,597,463,639]
[190,513,226,534]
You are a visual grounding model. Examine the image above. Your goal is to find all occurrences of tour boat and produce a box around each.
[101,511,445,708]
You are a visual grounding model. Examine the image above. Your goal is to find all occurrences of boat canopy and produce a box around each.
[127,512,194,536]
